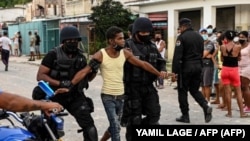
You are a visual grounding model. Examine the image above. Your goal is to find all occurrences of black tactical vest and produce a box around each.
[50,47,89,92]
[124,40,159,84]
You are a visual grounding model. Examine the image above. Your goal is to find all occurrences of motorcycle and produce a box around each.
[0,80,68,141]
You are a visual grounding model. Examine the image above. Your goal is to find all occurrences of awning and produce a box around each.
[148,13,167,21]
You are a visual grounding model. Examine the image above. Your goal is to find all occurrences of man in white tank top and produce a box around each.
[155,32,166,89]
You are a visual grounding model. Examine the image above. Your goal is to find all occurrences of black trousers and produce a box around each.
[1,49,10,66]
[177,63,208,116]
[122,83,161,141]
[51,92,98,141]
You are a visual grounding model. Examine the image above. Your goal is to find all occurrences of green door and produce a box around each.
[47,29,59,51]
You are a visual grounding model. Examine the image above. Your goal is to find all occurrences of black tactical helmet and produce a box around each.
[60,26,81,43]
[132,17,153,35]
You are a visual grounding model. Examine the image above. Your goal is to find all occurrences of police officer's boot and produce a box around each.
[176,114,190,123]
[5,65,8,71]
[100,130,111,141]
[202,102,213,123]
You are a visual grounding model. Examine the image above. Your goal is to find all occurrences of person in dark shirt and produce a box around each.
[122,17,167,141]
[171,18,212,123]
[17,31,22,57]
[32,26,98,141]
[34,31,41,59]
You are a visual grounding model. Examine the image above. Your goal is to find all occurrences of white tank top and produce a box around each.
[156,40,165,58]
[100,48,126,95]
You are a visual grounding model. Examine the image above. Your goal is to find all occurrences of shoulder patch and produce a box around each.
[176,40,181,46]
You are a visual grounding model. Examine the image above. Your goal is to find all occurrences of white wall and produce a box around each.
[0,8,25,23]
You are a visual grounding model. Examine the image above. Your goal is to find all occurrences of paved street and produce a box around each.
[0,56,250,141]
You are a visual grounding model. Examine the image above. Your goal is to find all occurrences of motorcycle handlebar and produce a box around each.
[55,112,68,117]
[0,110,23,124]
[0,109,68,123]
[6,111,23,123]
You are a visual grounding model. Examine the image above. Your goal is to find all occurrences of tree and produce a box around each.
[88,0,136,51]
[0,0,32,8]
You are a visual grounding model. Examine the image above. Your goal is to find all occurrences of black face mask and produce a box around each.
[137,34,151,43]
[64,42,78,54]
[239,39,246,45]
[155,38,160,42]
[113,45,124,51]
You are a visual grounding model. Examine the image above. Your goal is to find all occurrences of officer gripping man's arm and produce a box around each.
[55,58,100,94]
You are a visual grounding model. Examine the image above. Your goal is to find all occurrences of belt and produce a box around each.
[101,94,125,100]
[183,60,201,64]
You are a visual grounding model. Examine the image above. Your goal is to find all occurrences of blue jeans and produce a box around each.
[101,94,124,141]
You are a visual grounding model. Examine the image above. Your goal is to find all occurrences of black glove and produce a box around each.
[60,80,73,89]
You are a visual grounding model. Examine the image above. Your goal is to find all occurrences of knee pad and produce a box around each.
[83,126,98,141]
[130,115,141,125]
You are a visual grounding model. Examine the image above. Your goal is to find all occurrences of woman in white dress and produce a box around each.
[238,31,250,113]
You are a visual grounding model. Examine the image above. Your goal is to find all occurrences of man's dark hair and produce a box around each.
[217,32,225,46]
[3,31,8,36]
[239,31,248,39]
[106,26,123,40]
[213,27,217,33]
[207,25,213,29]
[154,30,161,35]
[224,30,237,41]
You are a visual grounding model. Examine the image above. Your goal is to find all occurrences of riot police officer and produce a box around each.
[122,17,167,141]
[171,18,212,123]
[32,26,98,141]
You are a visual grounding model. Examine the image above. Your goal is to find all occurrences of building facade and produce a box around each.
[0,6,25,33]
[124,0,250,61]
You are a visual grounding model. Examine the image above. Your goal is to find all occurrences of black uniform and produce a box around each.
[122,17,167,141]
[172,19,212,123]
[33,47,97,141]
